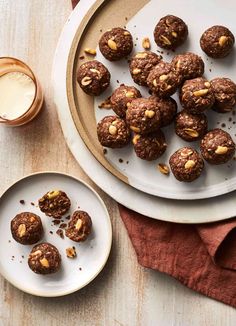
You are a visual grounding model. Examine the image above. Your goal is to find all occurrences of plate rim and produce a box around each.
[0,171,112,297]
[66,0,236,200]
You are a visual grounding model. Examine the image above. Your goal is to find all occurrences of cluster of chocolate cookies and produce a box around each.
[10,190,92,274]
[77,15,236,182]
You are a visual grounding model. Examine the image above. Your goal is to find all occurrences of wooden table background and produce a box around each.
[0,1,235,325]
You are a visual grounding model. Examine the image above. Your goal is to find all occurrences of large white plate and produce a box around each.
[0,172,112,297]
[94,0,236,200]
[52,0,236,223]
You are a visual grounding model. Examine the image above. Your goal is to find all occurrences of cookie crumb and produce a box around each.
[56,229,64,239]
[19,200,25,205]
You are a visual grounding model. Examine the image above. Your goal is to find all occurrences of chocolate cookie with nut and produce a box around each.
[200,25,235,58]
[11,212,43,245]
[97,116,130,148]
[132,130,167,161]
[169,147,204,182]
[38,190,71,219]
[200,129,235,164]
[171,52,205,81]
[147,62,180,98]
[210,78,236,113]
[99,27,133,61]
[28,243,61,275]
[129,51,163,86]
[77,60,110,96]
[65,211,92,242]
[110,84,141,117]
[126,98,161,134]
[180,77,215,114]
[154,15,188,50]
[175,110,208,142]
[149,95,177,127]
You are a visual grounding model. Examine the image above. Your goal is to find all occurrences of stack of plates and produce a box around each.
[52,0,236,224]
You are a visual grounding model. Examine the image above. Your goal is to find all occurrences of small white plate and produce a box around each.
[0,172,112,297]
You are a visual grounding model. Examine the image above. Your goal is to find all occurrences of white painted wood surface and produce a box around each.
[0,1,235,325]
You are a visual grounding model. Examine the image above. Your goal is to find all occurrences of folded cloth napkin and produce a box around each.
[72,0,236,308]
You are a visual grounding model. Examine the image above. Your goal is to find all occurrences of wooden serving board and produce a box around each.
[66,0,236,200]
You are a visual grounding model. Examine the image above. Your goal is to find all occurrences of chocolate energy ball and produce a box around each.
[147,62,180,98]
[97,116,130,148]
[99,27,133,61]
[171,52,205,81]
[126,98,161,134]
[11,212,43,245]
[169,147,204,182]
[210,78,236,113]
[200,129,235,164]
[132,130,167,161]
[38,190,71,219]
[129,51,163,86]
[200,25,235,58]
[110,84,141,117]
[28,243,61,275]
[149,95,177,127]
[180,77,215,114]
[77,60,110,96]
[175,110,208,142]
[154,15,188,50]
[65,210,92,242]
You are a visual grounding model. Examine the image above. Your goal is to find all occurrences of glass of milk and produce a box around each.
[0,57,43,126]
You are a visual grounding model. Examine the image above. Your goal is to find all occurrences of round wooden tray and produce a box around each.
[66,0,236,200]
[52,0,236,223]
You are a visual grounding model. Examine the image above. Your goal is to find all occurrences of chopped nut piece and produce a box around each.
[125,91,135,98]
[81,76,92,86]
[185,160,196,169]
[108,125,118,135]
[90,68,100,74]
[30,216,35,222]
[171,31,178,38]
[142,37,151,49]
[219,36,228,47]
[145,110,155,118]
[130,126,141,133]
[75,219,83,230]
[204,82,211,88]
[107,39,117,50]
[18,224,26,237]
[132,68,141,75]
[158,163,170,175]
[31,250,42,257]
[132,134,141,145]
[153,79,158,87]
[123,31,130,36]
[40,258,49,268]
[160,35,171,45]
[193,89,209,97]
[183,128,199,138]
[135,52,148,59]
[176,60,181,69]
[84,48,96,55]
[66,247,77,259]
[181,150,193,158]
[98,97,112,109]
[47,190,60,199]
[159,74,168,81]
[215,146,228,154]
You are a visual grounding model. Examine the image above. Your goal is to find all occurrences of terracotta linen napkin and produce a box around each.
[72,0,236,307]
